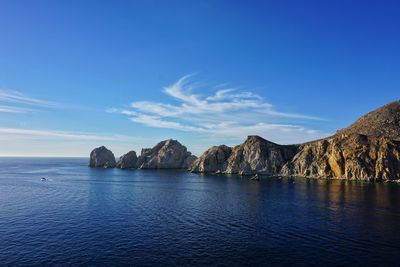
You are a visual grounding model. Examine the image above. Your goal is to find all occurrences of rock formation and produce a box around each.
[89,146,116,168]
[191,136,298,175]
[116,150,137,169]
[89,140,196,170]
[280,100,400,181]
[88,100,400,181]
[224,136,298,175]
[336,100,400,140]
[281,134,400,181]
[137,139,197,169]
[190,145,232,173]
[192,100,400,181]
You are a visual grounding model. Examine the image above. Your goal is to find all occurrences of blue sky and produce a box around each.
[0,0,399,156]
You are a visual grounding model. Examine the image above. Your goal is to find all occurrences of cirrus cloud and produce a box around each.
[108,75,329,145]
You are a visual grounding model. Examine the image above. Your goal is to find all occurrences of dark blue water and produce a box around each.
[1,157,400,266]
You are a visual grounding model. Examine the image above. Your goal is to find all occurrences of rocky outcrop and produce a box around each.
[190,136,298,175]
[116,151,137,169]
[89,146,116,168]
[336,100,400,140]
[137,139,197,169]
[192,100,400,181]
[281,134,400,181]
[279,101,400,181]
[190,145,232,173]
[88,100,400,180]
[224,136,298,175]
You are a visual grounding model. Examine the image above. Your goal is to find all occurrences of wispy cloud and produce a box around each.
[109,75,329,144]
[0,127,142,142]
[0,89,58,113]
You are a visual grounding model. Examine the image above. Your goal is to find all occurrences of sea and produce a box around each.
[0,157,399,266]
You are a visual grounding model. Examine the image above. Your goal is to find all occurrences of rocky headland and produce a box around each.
[90,100,400,181]
[192,100,400,181]
[190,136,298,175]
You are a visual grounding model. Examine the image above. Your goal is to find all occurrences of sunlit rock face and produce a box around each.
[116,151,137,169]
[190,136,298,176]
[137,139,197,169]
[336,100,400,141]
[190,145,232,173]
[281,134,400,181]
[89,146,116,168]
[192,100,400,181]
[281,101,400,181]
[224,136,298,175]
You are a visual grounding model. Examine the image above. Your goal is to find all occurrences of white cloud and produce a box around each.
[0,88,64,115]
[0,89,57,107]
[0,105,38,113]
[109,75,329,145]
[0,127,158,157]
[0,127,141,142]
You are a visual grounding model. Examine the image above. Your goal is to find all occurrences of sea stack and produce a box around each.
[89,146,116,168]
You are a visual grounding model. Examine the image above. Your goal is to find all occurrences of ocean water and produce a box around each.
[0,157,400,266]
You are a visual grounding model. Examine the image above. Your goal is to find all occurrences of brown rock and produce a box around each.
[116,150,137,169]
[189,145,232,173]
[89,146,116,168]
[281,134,400,181]
[224,136,298,175]
[336,100,400,140]
[137,139,197,169]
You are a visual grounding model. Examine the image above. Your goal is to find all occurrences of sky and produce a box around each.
[0,0,399,157]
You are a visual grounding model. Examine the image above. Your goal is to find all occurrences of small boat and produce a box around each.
[214,170,222,175]
[40,177,47,181]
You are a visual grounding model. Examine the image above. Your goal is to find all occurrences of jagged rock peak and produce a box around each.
[116,150,137,169]
[191,135,299,175]
[189,145,232,173]
[137,139,197,169]
[336,100,400,140]
[224,135,298,175]
[89,146,116,168]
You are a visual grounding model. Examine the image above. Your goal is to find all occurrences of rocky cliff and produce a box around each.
[280,101,400,181]
[116,150,137,169]
[190,136,298,175]
[137,139,197,169]
[89,100,400,180]
[89,146,116,168]
[192,100,400,181]
[281,134,400,181]
[89,140,196,170]
[224,136,298,175]
[190,145,232,173]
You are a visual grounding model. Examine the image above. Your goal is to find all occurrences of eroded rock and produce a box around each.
[137,139,197,169]
[189,145,232,173]
[116,150,137,169]
[281,134,400,181]
[89,146,116,168]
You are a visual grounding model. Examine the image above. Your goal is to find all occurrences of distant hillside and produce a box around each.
[336,100,400,140]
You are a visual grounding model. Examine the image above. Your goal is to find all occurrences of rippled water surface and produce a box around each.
[1,157,400,266]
